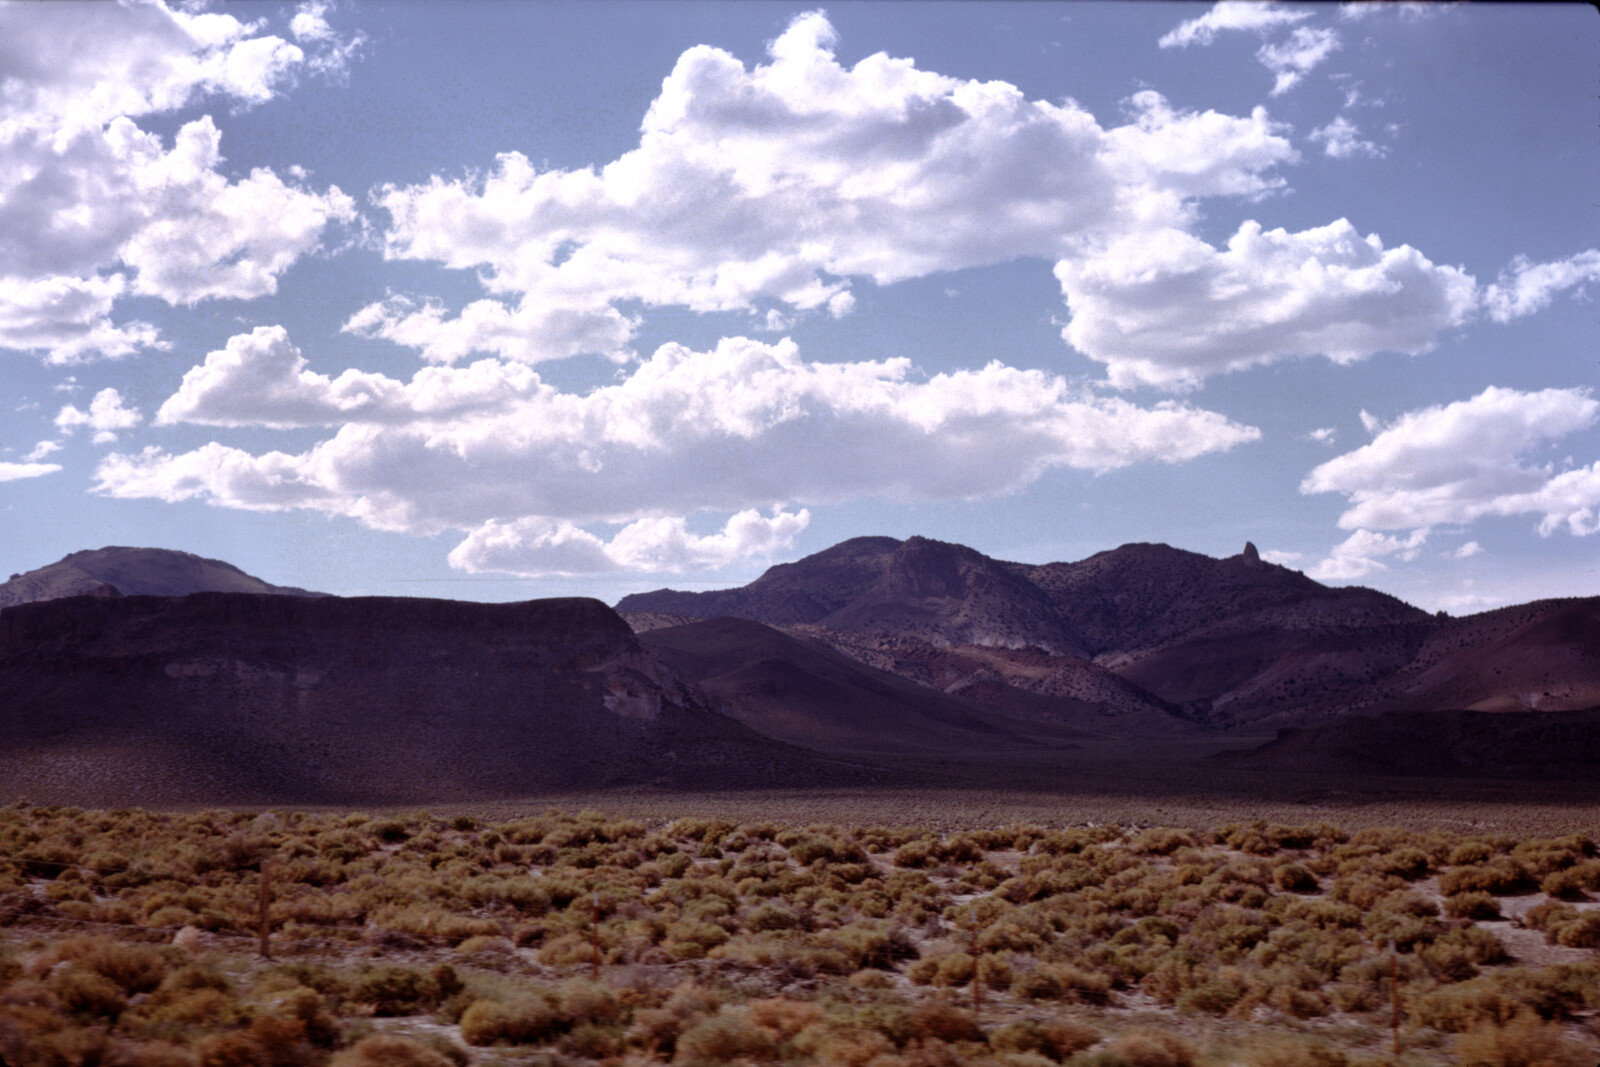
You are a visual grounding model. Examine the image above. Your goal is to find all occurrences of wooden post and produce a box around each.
[1389,939,1400,1060]
[257,860,273,960]
[591,892,601,981]
[969,910,981,1014]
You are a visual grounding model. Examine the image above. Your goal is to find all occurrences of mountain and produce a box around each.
[1228,708,1600,780]
[618,535,1600,735]
[1011,541,1435,726]
[1332,597,1600,715]
[0,546,323,608]
[624,536,1088,653]
[0,592,884,807]
[635,616,1102,754]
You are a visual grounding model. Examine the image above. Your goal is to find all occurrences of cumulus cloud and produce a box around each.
[0,275,162,363]
[350,11,1500,390]
[290,1,363,78]
[1308,527,1428,581]
[1055,218,1477,389]
[1303,387,1600,580]
[1339,2,1440,21]
[0,461,62,483]
[448,508,812,576]
[1258,27,1341,96]
[55,388,143,444]
[1308,115,1384,159]
[23,441,61,462]
[1303,427,1338,445]
[158,325,409,428]
[1160,3,1337,96]
[1159,2,1311,48]
[104,330,1259,573]
[0,0,357,362]
[1453,540,1483,559]
[361,12,1298,364]
[343,294,638,366]
[1481,250,1600,323]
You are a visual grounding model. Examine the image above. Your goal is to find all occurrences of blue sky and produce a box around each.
[2,1,1597,613]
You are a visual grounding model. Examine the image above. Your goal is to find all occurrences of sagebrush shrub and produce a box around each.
[1452,1011,1593,1067]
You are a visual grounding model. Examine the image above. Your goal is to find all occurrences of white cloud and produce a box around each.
[55,387,143,444]
[1159,2,1311,48]
[0,275,162,364]
[0,0,357,362]
[343,294,638,366]
[290,1,363,79]
[1481,250,1600,323]
[1303,427,1338,445]
[103,330,1259,573]
[363,13,1298,365]
[0,1,300,132]
[0,461,62,483]
[1257,27,1341,96]
[1159,4,1337,96]
[291,3,335,42]
[1308,527,1428,581]
[115,117,356,305]
[1303,386,1600,534]
[1055,218,1477,389]
[1339,2,1440,22]
[23,441,61,462]
[1453,540,1483,559]
[353,11,1488,391]
[1308,114,1384,159]
[1260,548,1303,565]
[158,325,407,428]
[449,508,812,576]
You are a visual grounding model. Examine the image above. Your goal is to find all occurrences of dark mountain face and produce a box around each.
[0,593,883,807]
[636,616,1092,755]
[623,536,1087,654]
[1016,542,1425,657]
[1334,598,1600,716]
[618,536,1600,739]
[1228,708,1600,780]
[9,536,1597,807]
[0,546,324,608]
[620,536,902,624]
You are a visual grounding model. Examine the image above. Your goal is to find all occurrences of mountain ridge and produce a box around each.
[617,535,1599,732]
[6,539,1600,803]
[0,546,324,608]
[0,591,887,807]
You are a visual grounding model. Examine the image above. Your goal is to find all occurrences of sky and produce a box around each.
[1,0,1597,614]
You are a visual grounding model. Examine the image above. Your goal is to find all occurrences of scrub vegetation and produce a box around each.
[1,804,1597,1066]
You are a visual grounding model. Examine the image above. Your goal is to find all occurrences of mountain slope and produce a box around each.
[0,592,883,807]
[1340,597,1600,715]
[1015,541,1425,656]
[0,546,323,607]
[637,617,1090,754]
[1229,708,1600,779]
[625,536,1087,653]
[620,537,1449,729]
[622,536,902,625]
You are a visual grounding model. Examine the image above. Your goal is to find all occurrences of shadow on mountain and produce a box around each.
[0,593,893,808]
[637,616,1093,755]
[1225,707,1600,780]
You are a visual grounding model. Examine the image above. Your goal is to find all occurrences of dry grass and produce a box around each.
[0,802,1597,1066]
